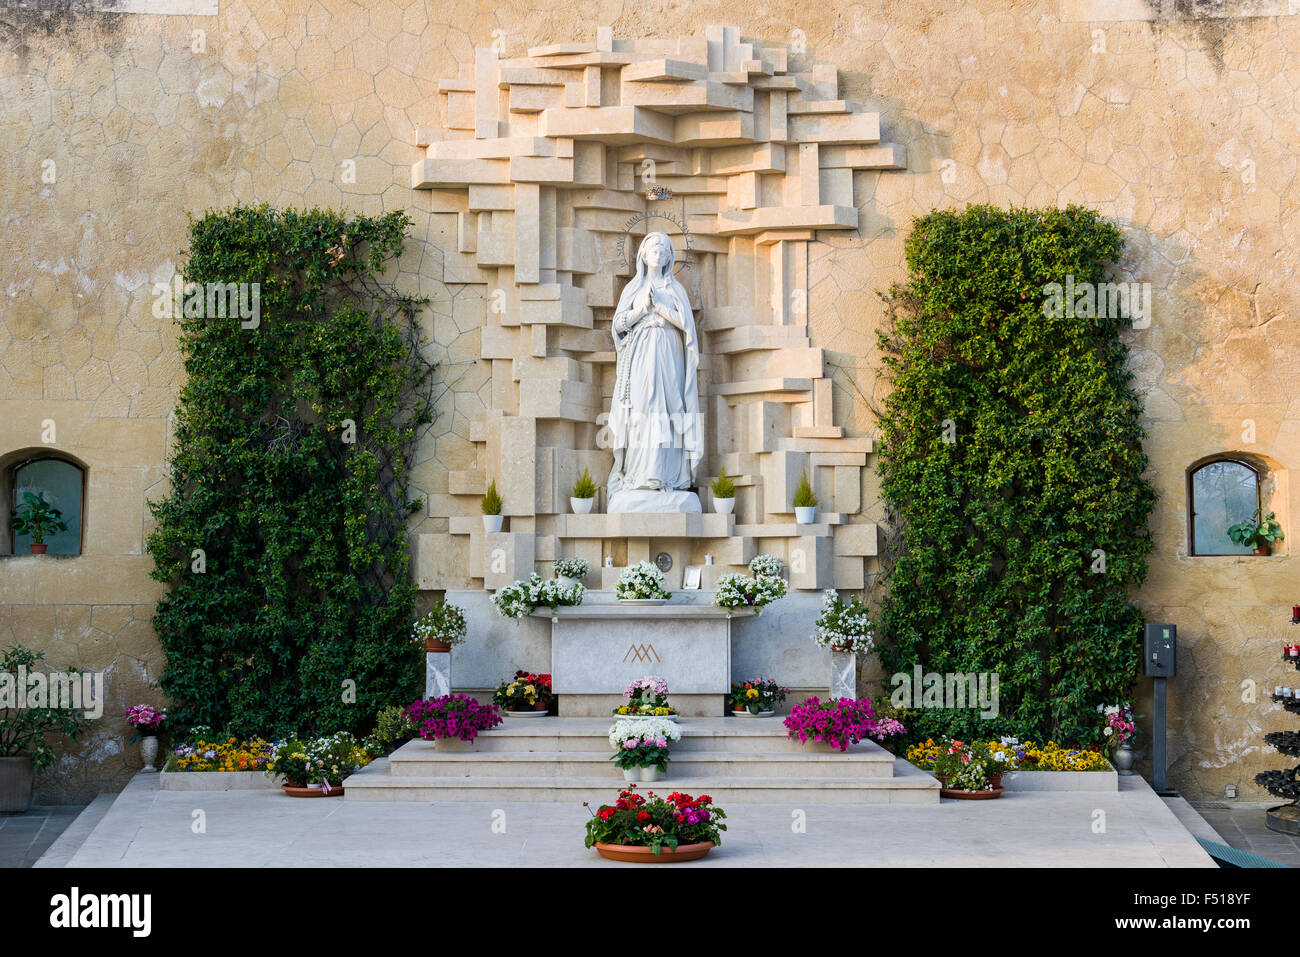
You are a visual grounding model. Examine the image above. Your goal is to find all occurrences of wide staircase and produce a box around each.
[344,717,940,803]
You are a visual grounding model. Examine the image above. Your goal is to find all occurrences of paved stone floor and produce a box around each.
[35,772,1216,867]
[0,806,85,868]
[1192,803,1300,866]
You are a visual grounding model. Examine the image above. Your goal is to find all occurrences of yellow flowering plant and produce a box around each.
[165,737,275,773]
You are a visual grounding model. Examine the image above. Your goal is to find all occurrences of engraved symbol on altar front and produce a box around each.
[623,643,661,663]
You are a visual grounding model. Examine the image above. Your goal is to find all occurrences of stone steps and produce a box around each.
[343,716,941,804]
[389,749,894,779]
[344,758,938,804]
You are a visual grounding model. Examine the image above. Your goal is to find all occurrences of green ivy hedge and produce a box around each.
[147,206,432,739]
[875,205,1156,747]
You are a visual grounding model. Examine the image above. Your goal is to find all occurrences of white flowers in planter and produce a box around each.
[712,572,788,615]
[813,588,873,653]
[491,573,586,620]
[413,600,468,647]
[615,561,671,600]
[608,717,682,749]
[553,557,590,581]
[747,554,785,578]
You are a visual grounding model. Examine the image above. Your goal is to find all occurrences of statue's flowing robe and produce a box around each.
[608,239,701,493]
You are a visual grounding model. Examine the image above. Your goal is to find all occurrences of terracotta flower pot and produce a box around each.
[425,638,452,653]
[1254,544,1270,556]
[282,783,345,798]
[532,701,548,711]
[939,786,1004,800]
[594,841,716,863]
[29,543,47,555]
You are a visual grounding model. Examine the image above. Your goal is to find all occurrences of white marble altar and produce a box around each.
[535,602,754,716]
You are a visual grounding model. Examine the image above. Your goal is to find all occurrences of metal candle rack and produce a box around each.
[1258,613,1300,835]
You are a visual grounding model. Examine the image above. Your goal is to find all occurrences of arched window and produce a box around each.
[8,456,85,556]
[1188,458,1259,556]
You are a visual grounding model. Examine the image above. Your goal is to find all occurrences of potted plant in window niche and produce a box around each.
[571,467,597,515]
[793,470,818,524]
[1227,509,1284,556]
[482,479,504,533]
[11,492,69,555]
[711,467,736,515]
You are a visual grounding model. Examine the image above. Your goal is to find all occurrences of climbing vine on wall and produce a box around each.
[875,205,1156,747]
[148,206,433,739]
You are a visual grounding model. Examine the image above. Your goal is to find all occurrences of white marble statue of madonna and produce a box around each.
[606,232,703,514]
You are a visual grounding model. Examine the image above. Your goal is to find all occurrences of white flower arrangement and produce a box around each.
[553,557,590,580]
[412,600,468,646]
[615,561,671,600]
[712,573,788,615]
[813,588,873,654]
[748,554,785,578]
[490,573,585,620]
[607,717,682,749]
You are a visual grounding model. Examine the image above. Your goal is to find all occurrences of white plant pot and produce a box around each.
[571,496,594,514]
[714,496,735,515]
[558,575,580,588]
[639,766,662,782]
[623,768,638,782]
[482,514,503,533]
[795,506,817,524]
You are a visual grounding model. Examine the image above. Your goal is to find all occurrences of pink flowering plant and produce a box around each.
[1098,702,1138,750]
[608,717,681,771]
[403,694,502,743]
[613,675,676,716]
[124,704,167,742]
[783,696,905,751]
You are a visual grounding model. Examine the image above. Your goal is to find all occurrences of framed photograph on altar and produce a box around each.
[682,566,702,590]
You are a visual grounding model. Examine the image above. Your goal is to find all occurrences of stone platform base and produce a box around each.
[607,489,701,513]
[562,693,721,717]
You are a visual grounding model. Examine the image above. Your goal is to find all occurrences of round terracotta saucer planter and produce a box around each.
[939,776,1003,800]
[594,841,716,863]
[281,783,345,798]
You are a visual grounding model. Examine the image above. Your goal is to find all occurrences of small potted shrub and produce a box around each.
[748,554,784,578]
[0,645,92,813]
[372,705,417,755]
[813,589,873,654]
[1227,508,1283,556]
[571,467,598,514]
[11,491,69,555]
[710,467,735,515]
[124,705,167,772]
[713,572,787,616]
[413,599,468,653]
[403,694,502,751]
[482,479,504,533]
[615,561,671,602]
[613,676,677,717]
[792,470,818,523]
[728,678,788,717]
[554,557,590,587]
[493,670,554,716]
[584,787,727,862]
[608,717,681,782]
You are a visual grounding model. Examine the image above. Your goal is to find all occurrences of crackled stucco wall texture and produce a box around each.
[1,0,1298,802]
